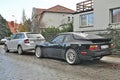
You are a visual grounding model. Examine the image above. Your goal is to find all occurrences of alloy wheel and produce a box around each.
[66,49,80,65]
[35,47,42,58]
[18,46,23,55]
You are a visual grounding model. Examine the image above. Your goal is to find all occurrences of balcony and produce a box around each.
[76,0,93,12]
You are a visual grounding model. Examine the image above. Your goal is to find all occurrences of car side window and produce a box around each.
[64,35,72,42]
[52,35,64,43]
[14,34,23,39]
[11,34,16,39]
[19,34,25,39]
[14,34,19,39]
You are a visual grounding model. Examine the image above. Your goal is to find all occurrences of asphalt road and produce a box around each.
[0,46,120,80]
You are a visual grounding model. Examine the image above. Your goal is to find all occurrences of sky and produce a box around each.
[0,0,84,23]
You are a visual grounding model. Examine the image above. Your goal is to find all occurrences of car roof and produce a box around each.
[58,32,104,39]
[14,32,39,34]
[59,32,81,35]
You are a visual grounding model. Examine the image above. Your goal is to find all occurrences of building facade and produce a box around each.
[32,5,75,33]
[73,0,120,34]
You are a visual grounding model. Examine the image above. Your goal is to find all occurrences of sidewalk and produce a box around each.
[102,56,120,64]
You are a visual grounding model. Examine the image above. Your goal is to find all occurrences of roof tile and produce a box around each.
[33,5,75,15]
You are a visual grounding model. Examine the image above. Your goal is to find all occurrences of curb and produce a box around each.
[102,56,120,64]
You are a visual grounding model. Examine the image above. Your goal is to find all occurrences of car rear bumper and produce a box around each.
[79,49,113,60]
[22,41,45,51]
[92,49,113,57]
[22,44,35,51]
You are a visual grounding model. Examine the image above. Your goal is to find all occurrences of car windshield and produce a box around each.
[27,33,44,39]
[73,33,104,40]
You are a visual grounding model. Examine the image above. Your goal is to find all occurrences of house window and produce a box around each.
[81,13,93,26]
[68,17,70,21]
[111,8,120,23]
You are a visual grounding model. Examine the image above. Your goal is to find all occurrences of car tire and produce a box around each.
[4,45,9,52]
[17,46,23,55]
[66,49,80,65]
[35,47,43,58]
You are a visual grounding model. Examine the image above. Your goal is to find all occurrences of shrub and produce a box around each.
[41,23,73,41]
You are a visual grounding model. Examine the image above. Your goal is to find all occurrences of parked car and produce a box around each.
[0,37,10,44]
[0,38,3,45]
[35,32,113,65]
[4,32,45,55]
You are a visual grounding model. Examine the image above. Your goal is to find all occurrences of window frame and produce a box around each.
[80,12,94,27]
[110,7,120,24]
[64,34,72,42]
[51,35,65,43]
[14,33,24,39]
[68,16,70,22]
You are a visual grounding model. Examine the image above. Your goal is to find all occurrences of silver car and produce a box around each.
[0,37,10,44]
[4,32,45,55]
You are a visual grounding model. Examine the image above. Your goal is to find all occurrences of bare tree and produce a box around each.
[32,13,46,33]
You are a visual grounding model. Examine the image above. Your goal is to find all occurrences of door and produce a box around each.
[47,35,65,58]
[7,33,23,50]
[7,34,16,50]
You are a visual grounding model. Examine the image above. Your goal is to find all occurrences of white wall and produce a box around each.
[74,0,120,33]
[73,11,94,32]
[41,12,73,28]
[94,0,120,30]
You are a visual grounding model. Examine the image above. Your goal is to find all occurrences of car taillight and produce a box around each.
[81,51,87,55]
[89,45,100,51]
[24,39,29,43]
[110,43,114,48]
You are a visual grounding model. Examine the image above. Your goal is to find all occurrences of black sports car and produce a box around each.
[35,32,113,65]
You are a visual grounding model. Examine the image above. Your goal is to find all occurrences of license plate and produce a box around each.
[101,45,109,49]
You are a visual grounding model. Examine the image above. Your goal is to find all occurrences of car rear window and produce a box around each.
[73,33,104,40]
[27,33,44,39]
